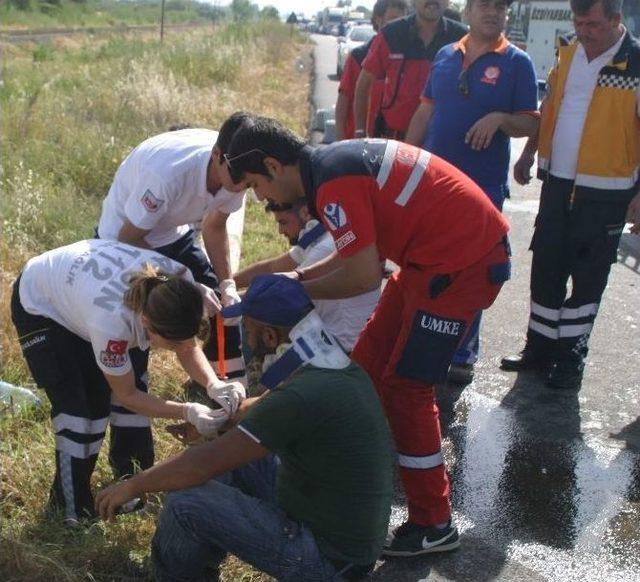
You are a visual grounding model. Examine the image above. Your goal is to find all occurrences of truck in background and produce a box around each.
[320,6,347,35]
[507,0,640,81]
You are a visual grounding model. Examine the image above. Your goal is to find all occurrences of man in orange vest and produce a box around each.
[501,0,640,389]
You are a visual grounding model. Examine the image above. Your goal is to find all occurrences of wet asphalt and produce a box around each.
[309,34,640,582]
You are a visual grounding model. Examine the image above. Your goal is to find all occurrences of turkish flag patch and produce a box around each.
[107,340,128,354]
[141,189,164,213]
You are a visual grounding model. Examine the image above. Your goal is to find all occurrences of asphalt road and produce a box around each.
[310,33,640,582]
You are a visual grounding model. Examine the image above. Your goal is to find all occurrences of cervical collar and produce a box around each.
[259,310,350,390]
[296,220,326,250]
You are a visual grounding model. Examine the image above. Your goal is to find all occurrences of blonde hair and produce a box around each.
[125,263,208,341]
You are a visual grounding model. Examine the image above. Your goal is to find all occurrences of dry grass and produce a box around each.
[0,21,310,581]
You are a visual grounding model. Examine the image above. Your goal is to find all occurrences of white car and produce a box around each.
[336,24,376,78]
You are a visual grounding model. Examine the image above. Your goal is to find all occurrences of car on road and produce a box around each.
[336,24,375,78]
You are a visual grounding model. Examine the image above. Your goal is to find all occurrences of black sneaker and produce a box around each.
[383,520,460,557]
[547,361,584,390]
[447,363,474,386]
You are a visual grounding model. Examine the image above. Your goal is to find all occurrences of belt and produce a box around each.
[329,558,375,580]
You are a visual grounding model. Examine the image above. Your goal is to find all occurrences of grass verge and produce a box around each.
[1,20,309,581]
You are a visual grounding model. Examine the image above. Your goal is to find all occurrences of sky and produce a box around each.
[213,1,378,19]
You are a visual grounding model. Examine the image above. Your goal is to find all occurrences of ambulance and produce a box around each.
[506,0,640,81]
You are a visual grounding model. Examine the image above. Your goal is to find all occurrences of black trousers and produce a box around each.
[155,230,246,383]
[11,279,152,520]
[526,176,631,365]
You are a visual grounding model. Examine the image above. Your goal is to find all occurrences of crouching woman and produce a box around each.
[10,238,244,524]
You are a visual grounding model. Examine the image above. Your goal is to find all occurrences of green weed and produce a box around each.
[1,20,310,581]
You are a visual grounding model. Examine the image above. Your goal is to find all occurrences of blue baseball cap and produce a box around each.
[221,274,314,327]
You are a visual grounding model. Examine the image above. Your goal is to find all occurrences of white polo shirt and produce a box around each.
[98,129,245,248]
[550,31,640,180]
[288,220,380,352]
[19,239,195,376]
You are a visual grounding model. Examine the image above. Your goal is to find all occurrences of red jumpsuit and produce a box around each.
[337,37,384,138]
[301,140,510,525]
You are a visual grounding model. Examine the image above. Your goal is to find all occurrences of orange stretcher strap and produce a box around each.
[216,313,227,379]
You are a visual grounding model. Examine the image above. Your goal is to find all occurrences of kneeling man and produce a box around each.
[96,275,394,581]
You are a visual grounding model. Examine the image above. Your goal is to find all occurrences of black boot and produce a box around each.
[547,360,584,390]
[500,347,552,373]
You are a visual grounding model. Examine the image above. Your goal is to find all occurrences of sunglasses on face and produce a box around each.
[223,148,269,183]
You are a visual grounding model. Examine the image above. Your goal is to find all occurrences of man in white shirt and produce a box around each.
[501,0,640,389]
[98,113,253,385]
[234,201,380,353]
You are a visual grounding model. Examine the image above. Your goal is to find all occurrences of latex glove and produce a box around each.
[219,279,242,325]
[182,402,230,437]
[206,380,246,415]
[219,279,241,308]
[199,284,222,318]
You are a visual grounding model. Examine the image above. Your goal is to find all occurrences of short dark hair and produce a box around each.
[215,111,255,155]
[265,200,293,212]
[167,123,192,131]
[570,0,623,18]
[463,0,514,11]
[373,0,408,19]
[226,117,306,183]
[265,199,306,213]
[445,7,463,21]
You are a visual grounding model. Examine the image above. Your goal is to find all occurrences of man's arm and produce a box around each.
[405,100,435,147]
[627,193,640,234]
[293,250,342,280]
[202,209,232,281]
[95,428,269,520]
[354,69,376,136]
[235,253,297,289]
[465,112,539,151]
[335,92,351,141]
[513,98,546,185]
[117,220,152,249]
[336,53,361,140]
[300,244,382,299]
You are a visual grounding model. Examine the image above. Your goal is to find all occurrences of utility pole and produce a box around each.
[160,0,166,44]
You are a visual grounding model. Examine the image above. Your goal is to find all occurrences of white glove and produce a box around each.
[219,279,242,326]
[199,284,222,318]
[219,279,241,308]
[206,380,246,415]
[182,402,230,437]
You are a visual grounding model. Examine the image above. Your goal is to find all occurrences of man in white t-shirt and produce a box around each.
[502,0,640,390]
[98,113,253,385]
[234,200,380,353]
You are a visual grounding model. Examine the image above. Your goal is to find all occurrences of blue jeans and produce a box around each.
[151,456,343,581]
[453,184,508,366]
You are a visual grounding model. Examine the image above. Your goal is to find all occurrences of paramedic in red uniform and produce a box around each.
[335,0,408,140]
[223,116,511,556]
[353,0,467,139]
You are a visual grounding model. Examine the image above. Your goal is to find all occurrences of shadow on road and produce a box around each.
[372,366,640,580]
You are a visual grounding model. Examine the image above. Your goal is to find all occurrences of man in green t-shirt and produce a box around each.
[94,274,394,581]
